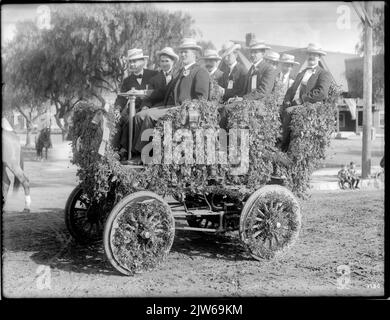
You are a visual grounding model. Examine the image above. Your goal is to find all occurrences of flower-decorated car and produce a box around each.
[65,84,339,275]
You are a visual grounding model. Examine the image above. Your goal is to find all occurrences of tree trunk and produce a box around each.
[25,121,34,147]
[54,113,67,141]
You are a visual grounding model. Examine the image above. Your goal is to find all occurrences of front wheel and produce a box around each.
[240,185,301,260]
[103,191,175,276]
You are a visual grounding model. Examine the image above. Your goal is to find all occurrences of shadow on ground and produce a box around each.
[3,209,251,276]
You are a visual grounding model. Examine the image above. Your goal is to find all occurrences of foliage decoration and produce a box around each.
[70,81,338,206]
[111,199,175,274]
[242,191,301,259]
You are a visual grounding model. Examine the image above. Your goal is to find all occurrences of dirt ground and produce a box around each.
[2,137,385,297]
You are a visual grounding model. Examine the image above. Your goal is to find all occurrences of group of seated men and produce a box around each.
[112,38,332,162]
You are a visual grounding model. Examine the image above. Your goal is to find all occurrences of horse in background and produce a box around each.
[35,127,52,160]
[2,129,31,212]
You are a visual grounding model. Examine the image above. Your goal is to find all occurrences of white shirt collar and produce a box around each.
[281,71,290,80]
[253,59,263,68]
[228,61,237,72]
[209,67,218,76]
[184,62,196,70]
[306,63,318,70]
[163,67,173,75]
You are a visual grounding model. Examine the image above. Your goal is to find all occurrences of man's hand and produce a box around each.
[293,98,303,105]
[227,97,243,103]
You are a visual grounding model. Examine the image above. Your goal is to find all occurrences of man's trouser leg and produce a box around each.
[281,106,293,151]
[134,107,173,154]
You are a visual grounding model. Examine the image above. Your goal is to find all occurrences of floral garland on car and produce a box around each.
[70,83,339,205]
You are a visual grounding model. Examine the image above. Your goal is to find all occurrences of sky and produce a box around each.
[1,2,369,53]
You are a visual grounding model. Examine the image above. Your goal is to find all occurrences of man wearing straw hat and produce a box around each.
[276,53,300,104]
[164,38,210,106]
[200,49,225,101]
[219,41,247,103]
[243,39,277,99]
[113,48,158,160]
[142,47,179,108]
[200,49,224,81]
[133,47,179,155]
[281,43,332,151]
[135,39,210,163]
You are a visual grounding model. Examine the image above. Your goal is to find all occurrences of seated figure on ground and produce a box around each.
[338,164,351,189]
[348,161,360,189]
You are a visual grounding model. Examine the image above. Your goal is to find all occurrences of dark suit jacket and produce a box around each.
[244,60,277,98]
[283,66,332,104]
[211,69,224,82]
[114,68,158,111]
[220,62,247,101]
[164,63,210,106]
[142,71,172,107]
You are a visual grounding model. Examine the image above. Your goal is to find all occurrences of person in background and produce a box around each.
[112,48,158,160]
[132,47,179,157]
[348,161,360,189]
[276,53,299,105]
[200,49,224,81]
[200,49,225,101]
[243,39,277,99]
[264,51,280,71]
[338,164,351,190]
[219,41,247,103]
[142,47,179,108]
[164,38,210,106]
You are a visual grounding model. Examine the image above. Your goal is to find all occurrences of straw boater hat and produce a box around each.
[279,53,300,65]
[264,51,280,62]
[156,47,179,62]
[248,39,271,50]
[306,43,326,56]
[126,48,149,61]
[177,38,202,51]
[220,41,241,58]
[200,49,221,61]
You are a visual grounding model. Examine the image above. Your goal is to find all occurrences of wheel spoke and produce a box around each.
[256,208,266,218]
[252,230,263,239]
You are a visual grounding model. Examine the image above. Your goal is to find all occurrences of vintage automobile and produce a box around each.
[65,87,337,276]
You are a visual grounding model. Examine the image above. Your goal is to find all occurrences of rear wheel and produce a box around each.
[65,186,105,243]
[240,185,301,260]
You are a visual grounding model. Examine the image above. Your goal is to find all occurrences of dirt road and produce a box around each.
[2,141,384,297]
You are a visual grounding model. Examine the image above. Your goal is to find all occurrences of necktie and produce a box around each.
[135,74,143,79]
[173,68,185,105]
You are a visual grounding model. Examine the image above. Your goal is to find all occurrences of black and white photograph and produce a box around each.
[1,1,386,301]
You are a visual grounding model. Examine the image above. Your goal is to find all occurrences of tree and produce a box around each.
[3,3,197,139]
[198,40,216,51]
[3,21,48,146]
[355,3,384,55]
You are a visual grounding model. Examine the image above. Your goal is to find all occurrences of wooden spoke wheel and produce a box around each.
[240,185,301,260]
[65,185,105,243]
[103,191,175,276]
